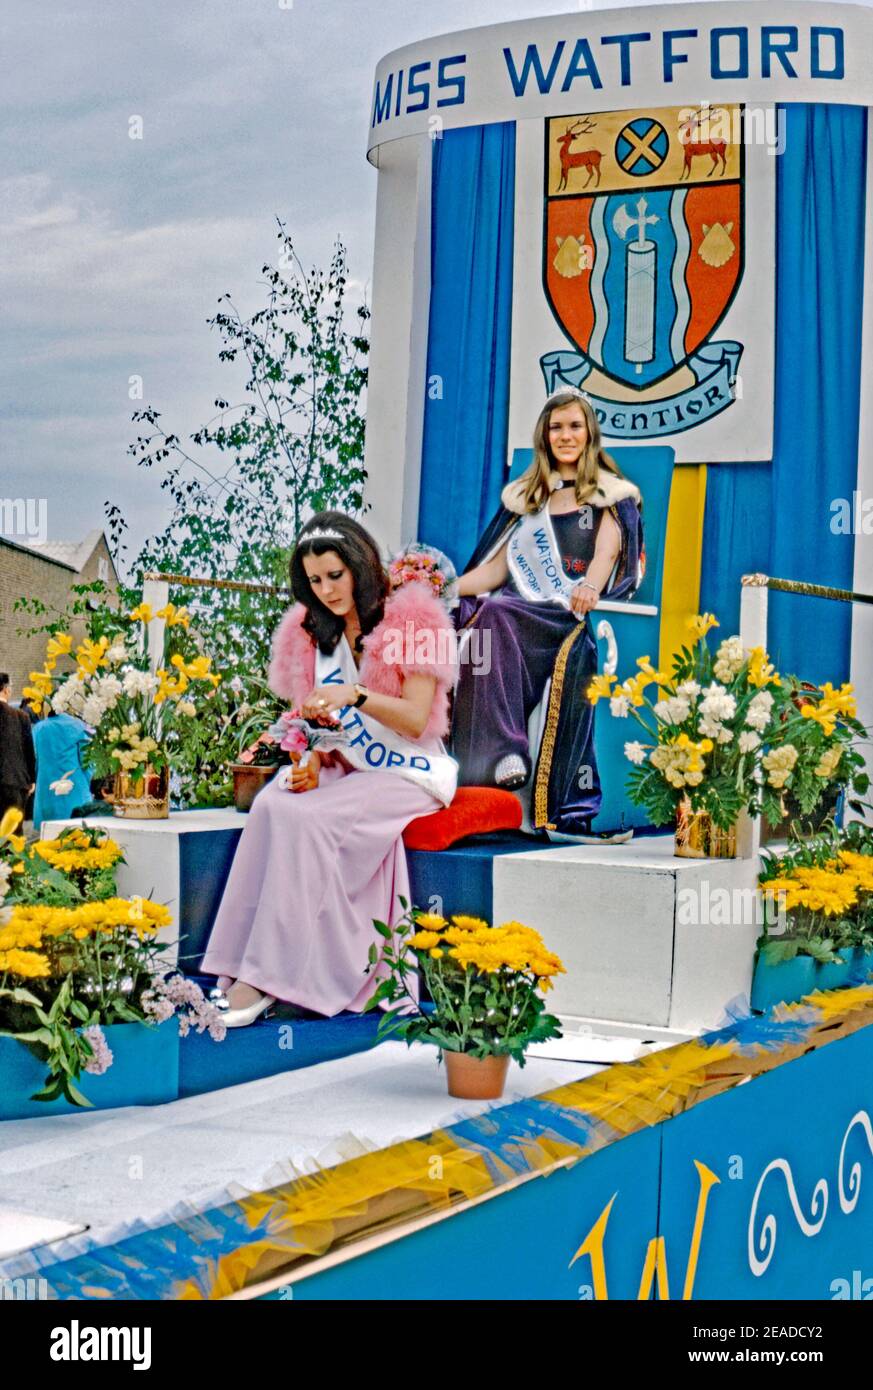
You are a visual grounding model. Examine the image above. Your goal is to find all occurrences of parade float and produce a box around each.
[3,0,873,1302]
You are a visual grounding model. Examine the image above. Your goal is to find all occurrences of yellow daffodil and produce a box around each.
[128,602,154,624]
[75,635,110,676]
[586,672,617,705]
[0,807,24,839]
[46,633,73,661]
[156,603,191,627]
[686,613,719,639]
[746,646,781,688]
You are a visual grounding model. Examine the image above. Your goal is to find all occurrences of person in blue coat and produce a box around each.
[33,712,93,831]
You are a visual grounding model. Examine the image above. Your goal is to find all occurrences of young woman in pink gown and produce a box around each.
[200,512,458,1027]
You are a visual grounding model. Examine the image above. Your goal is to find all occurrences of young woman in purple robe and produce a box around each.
[451,389,644,842]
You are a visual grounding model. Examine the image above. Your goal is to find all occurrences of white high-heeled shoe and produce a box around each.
[222,991,277,1028]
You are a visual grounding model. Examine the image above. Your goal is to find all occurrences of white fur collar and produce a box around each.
[500,467,640,515]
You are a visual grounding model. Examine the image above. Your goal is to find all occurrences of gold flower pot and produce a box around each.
[442,1050,510,1100]
[674,796,737,859]
[111,763,170,819]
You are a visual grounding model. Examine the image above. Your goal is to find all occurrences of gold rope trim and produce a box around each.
[740,573,873,606]
[533,624,587,828]
[143,571,292,597]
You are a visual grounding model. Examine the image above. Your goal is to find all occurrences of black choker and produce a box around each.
[553,478,575,490]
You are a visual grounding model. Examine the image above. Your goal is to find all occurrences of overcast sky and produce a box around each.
[1,0,845,569]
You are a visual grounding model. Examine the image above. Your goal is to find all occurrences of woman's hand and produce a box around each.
[300,685,356,720]
[286,749,320,793]
[569,580,600,617]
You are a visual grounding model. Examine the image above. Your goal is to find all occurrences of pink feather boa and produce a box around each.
[267,581,457,740]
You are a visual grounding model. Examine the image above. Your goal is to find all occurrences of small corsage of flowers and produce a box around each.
[388,542,459,610]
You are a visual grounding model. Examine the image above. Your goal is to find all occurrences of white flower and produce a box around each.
[52,674,87,716]
[229,676,244,695]
[609,694,630,718]
[739,731,761,753]
[624,741,647,765]
[717,727,734,744]
[93,674,122,702]
[699,685,737,723]
[654,695,691,725]
[122,668,159,698]
[746,690,775,731]
[106,640,128,664]
[713,636,745,683]
[676,680,701,699]
[49,774,74,795]
[177,700,196,717]
[81,695,111,725]
[697,716,723,739]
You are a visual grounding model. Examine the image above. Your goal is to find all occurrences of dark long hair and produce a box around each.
[290,511,389,655]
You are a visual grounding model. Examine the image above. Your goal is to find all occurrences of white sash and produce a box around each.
[506,507,577,609]
[309,639,458,806]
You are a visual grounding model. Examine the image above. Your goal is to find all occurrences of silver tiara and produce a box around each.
[299,526,343,543]
[545,385,592,407]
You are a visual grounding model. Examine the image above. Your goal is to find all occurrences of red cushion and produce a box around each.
[402,786,523,851]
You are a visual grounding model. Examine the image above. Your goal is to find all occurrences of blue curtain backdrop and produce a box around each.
[699,104,867,683]
[418,123,516,567]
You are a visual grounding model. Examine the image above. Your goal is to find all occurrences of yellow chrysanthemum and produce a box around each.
[450,914,488,932]
[0,948,51,979]
[414,911,448,932]
[409,930,442,950]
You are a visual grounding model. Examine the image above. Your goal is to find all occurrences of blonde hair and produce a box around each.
[517,390,626,513]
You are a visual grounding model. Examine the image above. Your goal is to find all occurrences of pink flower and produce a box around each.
[280,727,309,754]
[82,1025,114,1075]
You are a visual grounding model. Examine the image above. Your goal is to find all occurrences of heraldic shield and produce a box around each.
[542,106,745,432]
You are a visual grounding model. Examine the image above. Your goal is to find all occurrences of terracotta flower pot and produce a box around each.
[442,1050,510,1100]
[232,763,278,812]
[674,796,737,859]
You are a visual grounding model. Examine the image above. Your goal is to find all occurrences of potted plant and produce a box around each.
[759,677,869,843]
[231,726,282,812]
[363,904,564,1099]
[0,808,226,1116]
[25,602,222,818]
[752,832,873,1010]
[589,613,868,860]
[588,614,787,857]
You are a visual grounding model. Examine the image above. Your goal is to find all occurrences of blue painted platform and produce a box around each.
[179,979,382,1098]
